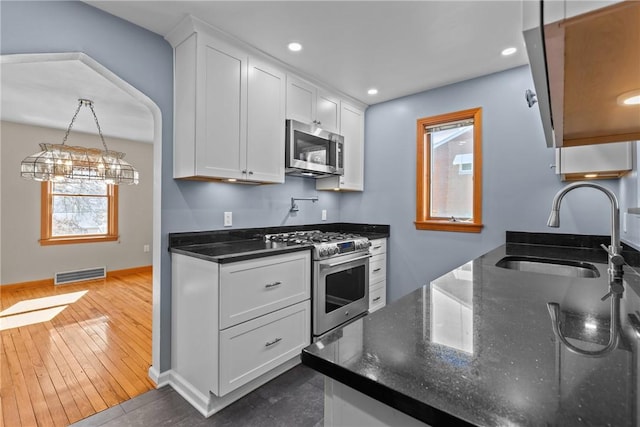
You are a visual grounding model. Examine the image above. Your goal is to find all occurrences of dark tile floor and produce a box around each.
[70,364,325,427]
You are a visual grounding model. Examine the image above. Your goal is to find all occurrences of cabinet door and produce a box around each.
[246,57,286,183]
[369,282,386,313]
[316,90,340,133]
[286,75,316,124]
[369,254,386,286]
[368,239,387,257]
[339,102,365,191]
[219,300,310,396]
[556,141,632,180]
[196,37,248,179]
[219,250,310,329]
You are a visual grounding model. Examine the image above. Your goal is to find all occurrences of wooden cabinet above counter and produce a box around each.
[524,1,640,148]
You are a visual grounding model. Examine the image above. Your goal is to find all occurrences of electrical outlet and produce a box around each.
[322,209,327,221]
[143,244,150,253]
[224,211,233,227]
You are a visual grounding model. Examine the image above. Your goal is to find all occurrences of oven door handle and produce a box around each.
[325,254,371,268]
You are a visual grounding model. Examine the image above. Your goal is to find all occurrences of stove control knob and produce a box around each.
[330,246,338,255]
[319,248,328,258]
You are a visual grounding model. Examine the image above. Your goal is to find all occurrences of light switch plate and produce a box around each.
[224,211,232,227]
[322,209,327,221]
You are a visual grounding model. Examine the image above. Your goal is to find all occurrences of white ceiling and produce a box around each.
[1,1,529,144]
[1,57,154,143]
[87,0,529,105]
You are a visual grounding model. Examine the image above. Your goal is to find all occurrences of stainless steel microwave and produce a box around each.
[285,119,344,178]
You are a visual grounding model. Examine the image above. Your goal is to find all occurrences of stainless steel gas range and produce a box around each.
[265,230,370,339]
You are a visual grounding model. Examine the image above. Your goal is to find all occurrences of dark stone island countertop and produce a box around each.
[301,232,640,426]
[168,223,390,263]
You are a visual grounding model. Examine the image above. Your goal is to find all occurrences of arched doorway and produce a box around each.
[0,51,162,395]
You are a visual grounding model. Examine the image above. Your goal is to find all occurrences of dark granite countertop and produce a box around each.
[169,223,389,263]
[170,239,313,263]
[301,232,640,426]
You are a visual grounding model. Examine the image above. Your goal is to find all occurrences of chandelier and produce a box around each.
[20,99,139,185]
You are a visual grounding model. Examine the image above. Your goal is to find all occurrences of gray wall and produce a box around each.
[0,121,153,284]
[340,66,620,302]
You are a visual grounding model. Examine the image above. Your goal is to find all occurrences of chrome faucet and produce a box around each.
[547,182,624,282]
[546,181,625,357]
[290,196,318,212]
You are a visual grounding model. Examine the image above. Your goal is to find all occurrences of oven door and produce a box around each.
[313,252,370,337]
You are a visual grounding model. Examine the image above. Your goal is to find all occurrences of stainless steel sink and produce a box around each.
[495,256,600,278]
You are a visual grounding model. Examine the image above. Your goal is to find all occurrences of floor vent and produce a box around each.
[55,266,106,285]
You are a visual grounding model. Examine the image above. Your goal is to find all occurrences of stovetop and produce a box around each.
[264,230,361,244]
[265,230,370,260]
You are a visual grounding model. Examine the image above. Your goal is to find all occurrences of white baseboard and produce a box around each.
[166,355,301,418]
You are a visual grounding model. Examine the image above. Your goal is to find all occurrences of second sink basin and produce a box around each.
[495,256,600,278]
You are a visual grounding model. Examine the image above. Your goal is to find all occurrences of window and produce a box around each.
[415,107,483,233]
[41,181,118,245]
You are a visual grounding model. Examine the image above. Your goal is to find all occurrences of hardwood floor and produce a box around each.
[0,270,154,426]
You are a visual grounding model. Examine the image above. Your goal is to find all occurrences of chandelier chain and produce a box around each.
[60,99,110,152]
[60,99,84,146]
[87,101,110,152]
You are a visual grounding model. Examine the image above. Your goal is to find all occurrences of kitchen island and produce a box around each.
[302,232,640,426]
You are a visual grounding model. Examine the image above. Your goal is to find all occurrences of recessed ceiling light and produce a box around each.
[501,47,517,56]
[617,89,640,106]
[367,88,378,95]
[288,42,302,52]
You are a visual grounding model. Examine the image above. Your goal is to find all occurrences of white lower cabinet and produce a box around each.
[219,253,310,329]
[219,300,310,395]
[368,238,387,312]
[170,250,311,417]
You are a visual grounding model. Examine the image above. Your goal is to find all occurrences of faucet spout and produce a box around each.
[290,196,319,213]
[547,182,622,281]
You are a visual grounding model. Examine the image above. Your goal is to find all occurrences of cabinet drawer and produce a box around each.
[218,300,310,396]
[369,239,387,257]
[369,282,386,313]
[369,255,386,285]
[220,251,310,329]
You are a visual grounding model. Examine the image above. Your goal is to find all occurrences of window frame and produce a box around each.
[40,181,119,245]
[415,107,483,233]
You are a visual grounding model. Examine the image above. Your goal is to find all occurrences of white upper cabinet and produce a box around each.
[286,75,340,134]
[168,16,285,183]
[555,141,633,181]
[246,57,286,182]
[316,102,365,192]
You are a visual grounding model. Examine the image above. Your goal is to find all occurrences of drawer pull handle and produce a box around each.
[265,281,282,288]
[373,246,382,250]
[373,296,381,302]
[265,337,282,347]
[373,268,382,272]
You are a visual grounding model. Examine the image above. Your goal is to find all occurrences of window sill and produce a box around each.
[40,235,119,246]
[414,220,484,233]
